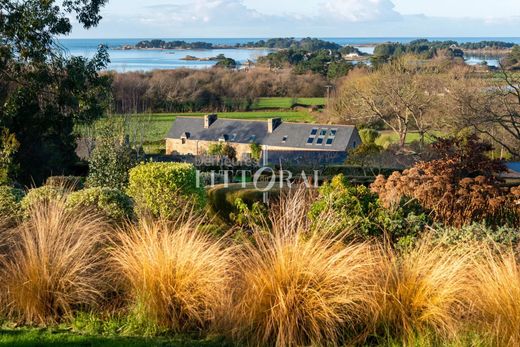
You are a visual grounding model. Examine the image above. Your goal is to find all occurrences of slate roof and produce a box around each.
[166,117,357,152]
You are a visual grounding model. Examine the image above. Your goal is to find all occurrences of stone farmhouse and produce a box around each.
[166,114,361,165]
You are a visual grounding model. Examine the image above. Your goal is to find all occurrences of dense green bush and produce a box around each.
[309,174,428,245]
[21,185,66,211]
[0,185,24,219]
[127,162,205,219]
[430,223,520,247]
[66,187,134,223]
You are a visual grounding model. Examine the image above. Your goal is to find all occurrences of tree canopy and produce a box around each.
[0,0,110,185]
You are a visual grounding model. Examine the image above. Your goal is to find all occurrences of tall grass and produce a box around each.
[471,246,520,346]
[230,190,380,346]
[375,240,477,344]
[111,217,234,334]
[0,198,110,324]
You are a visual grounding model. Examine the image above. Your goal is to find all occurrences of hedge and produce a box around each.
[127,162,205,219]
[66,187,134,223]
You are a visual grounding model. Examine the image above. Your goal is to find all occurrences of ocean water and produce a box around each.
[57,37,520,72]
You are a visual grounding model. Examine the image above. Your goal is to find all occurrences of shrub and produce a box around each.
[66,187,134,223]
[310,174,428,244]
[430,223,520,247]
[0,185,24,220]
[20,185,66,212]
[375,241,476,343]
[111,218,234,334]
[372,135,520,227]
[87,124,138,190]
[127,162,205,219]
[0,198,110,324]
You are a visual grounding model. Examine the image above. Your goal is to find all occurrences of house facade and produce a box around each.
[165,114,361,165]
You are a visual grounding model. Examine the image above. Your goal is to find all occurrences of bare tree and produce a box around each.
[446,65,520,158]
[331,56,440,150]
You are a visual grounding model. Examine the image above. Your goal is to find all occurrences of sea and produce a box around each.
[57,37,520,72]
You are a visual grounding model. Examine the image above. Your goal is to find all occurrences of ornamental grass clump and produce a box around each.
[230,189,380,346]
[0,197,111,324]
[470,246,520,346]
[111,216,234,334]
[375,240,477,343]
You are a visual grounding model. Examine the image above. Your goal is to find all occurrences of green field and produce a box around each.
[252,97,325,109]
[375,131,442,148]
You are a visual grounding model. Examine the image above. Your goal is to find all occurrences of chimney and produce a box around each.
[268,118,282,133]
[204,114,218,129]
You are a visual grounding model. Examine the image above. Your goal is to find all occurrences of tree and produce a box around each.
[332,56,441,150]
[0,0,111,185]
[86,123,138,191]
[214,56,238,69]
[446,66,520,158]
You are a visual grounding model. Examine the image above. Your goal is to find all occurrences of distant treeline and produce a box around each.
[110,68,328,113]
[131,37,345,52]
[257,49,357,79]
[371,39,516,65]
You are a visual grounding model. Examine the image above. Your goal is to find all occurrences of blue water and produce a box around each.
[58,37,520,72]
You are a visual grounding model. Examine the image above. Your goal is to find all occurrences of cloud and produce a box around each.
[322,0,400,22]
[70,0,520,38]
[141,0,269,26]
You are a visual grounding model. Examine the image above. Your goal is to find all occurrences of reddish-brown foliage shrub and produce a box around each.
[371,136,520,227]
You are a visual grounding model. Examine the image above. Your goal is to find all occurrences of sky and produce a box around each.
[70,0,520,38]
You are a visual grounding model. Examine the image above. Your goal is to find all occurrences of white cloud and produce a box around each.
[70,0,520,38]
[141,0,268,26]
[322,0,400,22]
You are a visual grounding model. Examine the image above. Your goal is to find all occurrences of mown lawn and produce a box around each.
[375,131,442,147]
[252,97,325,109]
[0,328,229,347]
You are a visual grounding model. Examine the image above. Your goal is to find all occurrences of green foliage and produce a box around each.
[309,174,428,244]
[0,0,111,185]
[258,48,352,77]
[207,143,236,160]
[430,223,520,247]
[250,143,262,161]
[214,55,238,69]
[20,185,66,212]
[87,123,138,190]
[66,187,134,223]
[359,129,381,145]
[229,198,267,228]
[127,162,205,219]
[0,185,24,219]
[207,143,224,157]
[0,128,19,185]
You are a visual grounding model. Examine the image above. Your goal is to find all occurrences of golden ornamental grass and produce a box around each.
[470,246,520,346]
[230,188,380,346]
[375,240,477,343]
[231,229,381,347]
[111,217,234,334]
[0,198,111,324]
